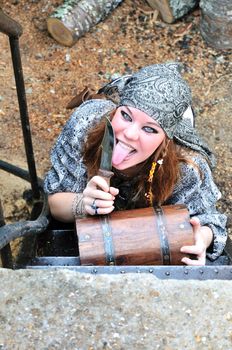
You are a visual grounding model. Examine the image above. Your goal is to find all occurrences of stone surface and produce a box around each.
[0,268,232,349]
[200,0,232,49]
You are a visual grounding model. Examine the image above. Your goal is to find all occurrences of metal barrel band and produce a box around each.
[154,206,171,265]
[100,215,116,266]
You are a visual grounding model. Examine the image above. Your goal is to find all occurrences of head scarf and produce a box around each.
[99,62,215,167]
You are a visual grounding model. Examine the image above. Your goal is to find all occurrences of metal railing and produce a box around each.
[0,8,49,267]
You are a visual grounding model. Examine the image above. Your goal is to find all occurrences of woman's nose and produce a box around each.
[124,124,139,140]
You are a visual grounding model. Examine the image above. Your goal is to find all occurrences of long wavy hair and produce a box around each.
[83,110,192,206]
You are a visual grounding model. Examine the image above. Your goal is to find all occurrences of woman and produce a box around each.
[44,62,227,265]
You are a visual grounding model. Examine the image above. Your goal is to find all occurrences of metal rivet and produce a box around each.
[149,269,153,273]
[184,270,188,274]
[92,269,97,274]
[199,269,204,274]
[165,271,170,276]
[214,269,219,274]
[120,270,126,274]
[109,261,115,266]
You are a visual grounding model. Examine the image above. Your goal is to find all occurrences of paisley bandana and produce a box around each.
[119,63,191,138]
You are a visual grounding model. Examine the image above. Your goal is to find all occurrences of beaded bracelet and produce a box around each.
[71,193,84,218]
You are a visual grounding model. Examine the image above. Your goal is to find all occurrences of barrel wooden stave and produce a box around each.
[110,209,162,265]
[77,218,105,265]
[161,205,193,265]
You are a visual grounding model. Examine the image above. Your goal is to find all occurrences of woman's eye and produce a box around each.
[143,126,158,134]
[121,110,132,121]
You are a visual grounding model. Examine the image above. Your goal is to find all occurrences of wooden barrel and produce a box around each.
[76,204,194,266]
[200,0,232,49]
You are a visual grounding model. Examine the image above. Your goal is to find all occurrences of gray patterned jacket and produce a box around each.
[44,100,227,261]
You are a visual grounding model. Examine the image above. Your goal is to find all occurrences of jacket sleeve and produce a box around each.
[43,99,116,194]
[167,155,227,261]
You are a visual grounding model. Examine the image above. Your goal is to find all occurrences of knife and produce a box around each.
[98,117,115,186]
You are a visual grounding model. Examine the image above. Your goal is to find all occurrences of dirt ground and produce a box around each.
[0,0,231,238]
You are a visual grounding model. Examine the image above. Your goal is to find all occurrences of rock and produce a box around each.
[0,269,232,348]
[200,0,232,49]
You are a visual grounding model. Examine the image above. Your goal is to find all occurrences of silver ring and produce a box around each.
[91,199,98,215]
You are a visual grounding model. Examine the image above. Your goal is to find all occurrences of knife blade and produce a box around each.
[98,117,115,186]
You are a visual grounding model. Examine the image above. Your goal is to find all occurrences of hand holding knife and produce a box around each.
[82,117,116,216]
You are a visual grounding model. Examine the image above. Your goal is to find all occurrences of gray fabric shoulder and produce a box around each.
[167,154,227,261]
[43,99,116,194]
[171,155,221,210]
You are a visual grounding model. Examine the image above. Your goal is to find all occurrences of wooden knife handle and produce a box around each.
[98,169,114,187]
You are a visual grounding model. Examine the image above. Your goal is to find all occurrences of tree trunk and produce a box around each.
[200,0,232,49]
[145,0,198,23]
[47,0,123,47]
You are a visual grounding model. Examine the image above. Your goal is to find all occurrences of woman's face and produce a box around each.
[111,106,165,170]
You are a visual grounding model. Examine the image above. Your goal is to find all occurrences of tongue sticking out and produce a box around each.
[112,142,133,166]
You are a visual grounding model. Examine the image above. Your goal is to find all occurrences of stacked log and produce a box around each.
[200,0,232,49]
[145,0,198,24]
[47,0,123,47]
